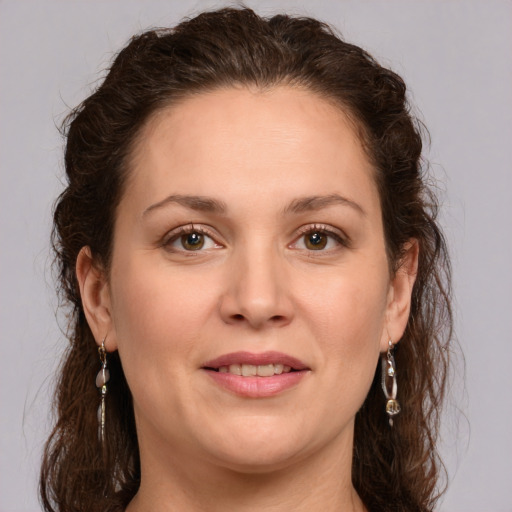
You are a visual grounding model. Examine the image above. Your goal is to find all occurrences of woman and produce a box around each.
[40,7,452,512]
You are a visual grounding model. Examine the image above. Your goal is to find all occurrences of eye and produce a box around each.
[164,225,221,252]
[304,231,328,250]
[291,225,347,252]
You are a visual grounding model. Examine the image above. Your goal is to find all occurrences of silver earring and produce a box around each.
[381,340,400,426]
[96,338,110,443]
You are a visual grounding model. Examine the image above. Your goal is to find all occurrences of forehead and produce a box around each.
[124,86,380,218]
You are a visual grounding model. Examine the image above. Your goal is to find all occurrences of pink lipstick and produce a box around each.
[201,351,310,398]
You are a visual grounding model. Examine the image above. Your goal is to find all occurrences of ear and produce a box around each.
[380,240,419,352]
[76,246,117,351]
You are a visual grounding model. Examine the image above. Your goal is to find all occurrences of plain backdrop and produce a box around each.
[1,1,511,511]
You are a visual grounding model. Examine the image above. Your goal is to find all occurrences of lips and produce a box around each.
[201,351,310,398]
[202,351,309,371]
[218,363,292,377]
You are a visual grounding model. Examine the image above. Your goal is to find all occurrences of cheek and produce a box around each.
[107,256,229,436]
[299,261,389,389]
[108,255,220,383]
[303,262,389,341]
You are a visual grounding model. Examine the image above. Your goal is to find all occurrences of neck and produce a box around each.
[126,426,366,512]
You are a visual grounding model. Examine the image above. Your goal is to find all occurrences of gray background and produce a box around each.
[1,1,511,511]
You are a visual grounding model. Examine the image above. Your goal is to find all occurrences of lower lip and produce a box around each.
[203,370,309,398]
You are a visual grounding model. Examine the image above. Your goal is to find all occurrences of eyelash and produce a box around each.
[161,223,349,253]
[162,224,220,253]
[291,224,350,252]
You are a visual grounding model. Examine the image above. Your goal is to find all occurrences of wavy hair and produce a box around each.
[41,8,452,512]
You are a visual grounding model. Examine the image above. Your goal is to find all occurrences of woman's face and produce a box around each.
[82,86,414,473]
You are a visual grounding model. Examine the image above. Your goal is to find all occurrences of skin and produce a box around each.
[77,86,417,512]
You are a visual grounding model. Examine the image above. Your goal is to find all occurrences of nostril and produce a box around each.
[229,313,289,326]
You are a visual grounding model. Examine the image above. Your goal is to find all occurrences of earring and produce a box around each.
[95,337,110,443]
[381,340,400,426]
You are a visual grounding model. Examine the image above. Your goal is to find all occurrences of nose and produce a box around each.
[219,244,294,329]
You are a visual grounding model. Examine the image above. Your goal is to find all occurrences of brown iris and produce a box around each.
[305,231,327,250]
[181,232,205,250]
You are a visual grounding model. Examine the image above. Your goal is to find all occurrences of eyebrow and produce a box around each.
[142,194,227,217]
[142,192,365,218]
[283,194,366,216]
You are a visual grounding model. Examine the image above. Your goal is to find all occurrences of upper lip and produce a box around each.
[202,351,310,370]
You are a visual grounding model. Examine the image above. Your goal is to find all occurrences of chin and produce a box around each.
[211,446,308,475]
[194,418,320,473]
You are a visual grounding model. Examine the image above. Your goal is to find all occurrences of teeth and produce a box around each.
[241,364,257,377]
[229,364,242,375]
[217,363,293,376]
[257,364,274,377]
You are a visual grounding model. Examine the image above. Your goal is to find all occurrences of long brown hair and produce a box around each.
[41,8,452,512]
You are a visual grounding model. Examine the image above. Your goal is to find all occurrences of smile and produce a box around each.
[202,351,310,398]
[217,363,292,376]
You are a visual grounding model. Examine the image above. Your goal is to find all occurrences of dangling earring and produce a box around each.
[96,337,110,443]
[381,340,400,426]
